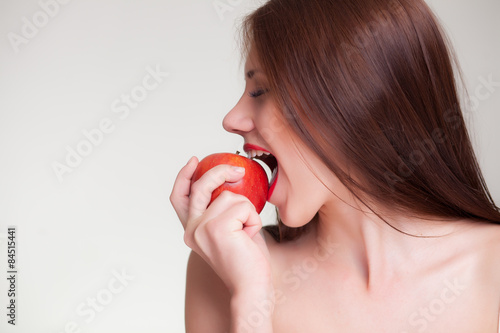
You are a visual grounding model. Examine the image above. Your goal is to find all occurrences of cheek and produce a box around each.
[255,108,288,141]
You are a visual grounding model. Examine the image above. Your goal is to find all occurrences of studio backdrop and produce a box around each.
[0,0,498,332]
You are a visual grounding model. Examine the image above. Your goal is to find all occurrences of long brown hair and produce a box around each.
[240,0,500,242]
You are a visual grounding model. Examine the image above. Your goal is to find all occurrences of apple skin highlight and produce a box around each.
[191,153,269,214]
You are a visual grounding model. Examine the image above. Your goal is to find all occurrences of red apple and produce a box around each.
[191,153,268,213]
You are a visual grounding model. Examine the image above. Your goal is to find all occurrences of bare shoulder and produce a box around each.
[473,220,500,259]
[185,251,230,332]
[453,220,500,285]
[462,220,500,256]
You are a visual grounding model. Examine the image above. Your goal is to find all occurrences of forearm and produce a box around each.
[230,288,275,333]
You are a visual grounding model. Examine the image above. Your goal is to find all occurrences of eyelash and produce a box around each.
[249,88,269,98]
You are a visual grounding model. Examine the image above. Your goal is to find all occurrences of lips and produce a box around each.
[243,143,279,200]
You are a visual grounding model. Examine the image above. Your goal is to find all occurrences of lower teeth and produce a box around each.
[251,157,273,186]
[270,167,277,185]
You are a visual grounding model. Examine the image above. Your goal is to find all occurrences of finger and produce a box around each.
[184,195,256,253]
[188,165,246,220]
[206,198,262,238]
[170,156,198,225]
[240,203,262,239]
[198,190,249,223]
[205,191,261,239]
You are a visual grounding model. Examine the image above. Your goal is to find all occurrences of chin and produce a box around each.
[278,206,316,229]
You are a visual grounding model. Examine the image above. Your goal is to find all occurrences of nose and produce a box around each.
[222,95,254,135]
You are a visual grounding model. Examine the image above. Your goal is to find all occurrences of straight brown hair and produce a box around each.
[240,0,500,242]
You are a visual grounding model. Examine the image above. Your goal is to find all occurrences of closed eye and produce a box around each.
[249,88,269,98]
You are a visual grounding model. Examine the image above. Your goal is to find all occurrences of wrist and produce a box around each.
[230,287,275,333]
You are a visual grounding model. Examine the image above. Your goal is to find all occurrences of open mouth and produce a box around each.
[243,143,279,200]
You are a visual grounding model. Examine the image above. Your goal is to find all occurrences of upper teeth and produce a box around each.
[247,149,270,159]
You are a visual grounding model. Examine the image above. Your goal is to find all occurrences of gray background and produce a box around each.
[0,0,498,332]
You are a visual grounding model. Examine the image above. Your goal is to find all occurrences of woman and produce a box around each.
[171,0,500,331]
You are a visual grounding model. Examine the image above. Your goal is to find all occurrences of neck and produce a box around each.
[309,194,470,290]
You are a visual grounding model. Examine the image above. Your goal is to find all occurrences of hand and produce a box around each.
[170,156,273,295]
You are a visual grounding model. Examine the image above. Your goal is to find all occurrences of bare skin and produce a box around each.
[173,50,500,332]
[186,219,500,332]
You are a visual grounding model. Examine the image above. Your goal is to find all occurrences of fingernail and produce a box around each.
[186,156,196,165]
[232,166,245,173]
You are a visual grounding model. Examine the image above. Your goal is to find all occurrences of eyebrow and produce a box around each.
[246,69,262,80]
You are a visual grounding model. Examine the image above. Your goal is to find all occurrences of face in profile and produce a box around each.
[223,49,354,228]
